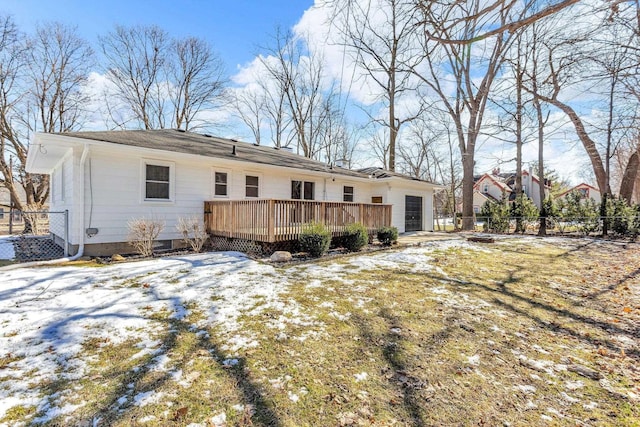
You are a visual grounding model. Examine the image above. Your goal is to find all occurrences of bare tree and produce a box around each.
[412,0,530,229]
[417,0,581,44]
[100,25,170,130]
[525,4,639,204]
[169,37,227,131]
[260,29,329,159]
[231,85,266,145]
[0,18,93,217]
[397,115,443,181]
[330,0,424,171]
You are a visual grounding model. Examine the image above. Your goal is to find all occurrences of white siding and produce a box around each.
[49,152,74,240]
[57,143,435,246]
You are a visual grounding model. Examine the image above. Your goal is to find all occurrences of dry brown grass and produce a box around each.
[2,237,638,426]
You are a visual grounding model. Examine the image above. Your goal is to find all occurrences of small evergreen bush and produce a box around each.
[342,222,369,252]
[609,197,631,236]
[299,222,331,257]
[480,199,510,233]
[377,226,398,246]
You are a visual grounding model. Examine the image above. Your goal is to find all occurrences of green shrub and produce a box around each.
[511,194,539,233]
[377,226,398,246]
[299,222,331,257]
[480,198,510,233]
[609,197,632,236]
[342,222,369,252]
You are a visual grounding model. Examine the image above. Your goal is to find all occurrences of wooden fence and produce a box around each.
[204,199,392,243]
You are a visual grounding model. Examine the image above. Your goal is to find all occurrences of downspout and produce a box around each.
[68,144,90,260]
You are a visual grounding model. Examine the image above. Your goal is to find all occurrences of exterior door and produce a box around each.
[405,196,423,232]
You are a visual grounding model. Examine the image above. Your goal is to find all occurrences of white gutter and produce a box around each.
[0,144,90,271]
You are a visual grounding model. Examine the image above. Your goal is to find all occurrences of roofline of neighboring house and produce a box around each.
[28,131,444,189]
[556,183,600,198]
[473,173,512,192]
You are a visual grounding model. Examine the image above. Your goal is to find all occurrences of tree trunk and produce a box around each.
[461,151,475,230]
[534,96,547,236]
[619,150,639,203]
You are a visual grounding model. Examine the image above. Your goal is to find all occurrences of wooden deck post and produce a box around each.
[267,199,275,243]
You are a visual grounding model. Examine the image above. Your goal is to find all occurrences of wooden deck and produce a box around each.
[204,199,392,243]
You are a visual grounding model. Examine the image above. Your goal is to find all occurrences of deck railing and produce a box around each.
[204,199,392,243]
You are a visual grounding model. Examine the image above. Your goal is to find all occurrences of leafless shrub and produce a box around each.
[176,216,209,252]
[127,217,164,257]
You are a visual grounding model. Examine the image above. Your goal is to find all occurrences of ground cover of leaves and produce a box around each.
[0,236,638,426]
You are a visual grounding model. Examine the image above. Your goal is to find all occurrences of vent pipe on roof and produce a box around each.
[232,145,237,156]
[335,158,349,168]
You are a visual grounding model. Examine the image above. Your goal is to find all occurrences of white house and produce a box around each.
[26,129,442,256]
[473,168,551,212]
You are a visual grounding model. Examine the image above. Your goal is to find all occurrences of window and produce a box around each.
[215,172,228,196]
[291,180,314,200]
[246,175,259,197]
[303,181,314,200]
[145,164,170,200]
[482,184,489,193]
[522,185,527,194]
[343,186,354,202]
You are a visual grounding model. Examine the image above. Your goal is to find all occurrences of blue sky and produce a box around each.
[2,0,314,71]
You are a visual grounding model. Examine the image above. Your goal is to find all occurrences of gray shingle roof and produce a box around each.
[58,129,437,184]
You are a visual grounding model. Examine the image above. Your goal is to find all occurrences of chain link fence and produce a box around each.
[434,216,640,237]
[0,210,68,265]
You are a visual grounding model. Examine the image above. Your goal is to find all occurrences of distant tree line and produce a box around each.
[1,0,639,238]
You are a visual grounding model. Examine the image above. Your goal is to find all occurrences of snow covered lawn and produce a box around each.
[1,238,638,426]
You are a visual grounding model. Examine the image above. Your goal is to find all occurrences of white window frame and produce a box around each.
[245,173,261,198]
[343,185,354,202]
[212,168,231,198]
[482,183,489,193]
[291,179,315,200]
[141,159,175,203]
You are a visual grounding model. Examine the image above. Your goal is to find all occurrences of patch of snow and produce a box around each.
[138,415,157,423]
[466,355,480,366]
[514,385,537,394]
[133,391,164,407]
[288,391,299,402]
[150,354,171,372]
[354,372,368,382]
[583,402,598,410]
[210,412,226,427]
[560,392,580,404]
[223,358,239,367]
[32,402,85,424]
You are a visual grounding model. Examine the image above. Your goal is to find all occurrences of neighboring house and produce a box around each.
[0,185,27,228]
[473,168,551,212]
[26,129,442,256]
[556,183,602,204]
[473,173,512,213]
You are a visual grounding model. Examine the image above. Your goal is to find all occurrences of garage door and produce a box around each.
[405,196,423,232]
